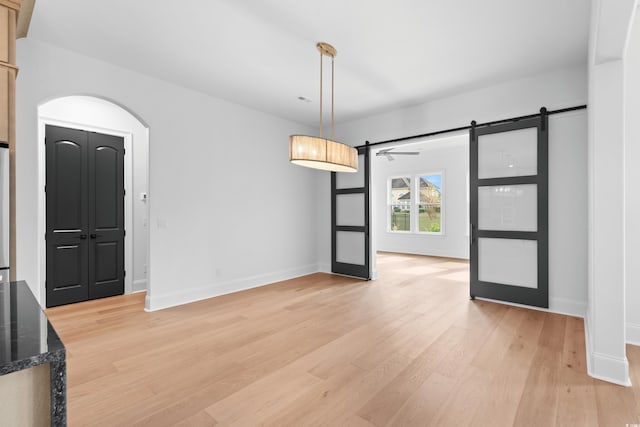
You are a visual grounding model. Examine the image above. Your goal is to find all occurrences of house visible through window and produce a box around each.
[389,177,411,231]
[388,173,443,234]
[419,174,442,232]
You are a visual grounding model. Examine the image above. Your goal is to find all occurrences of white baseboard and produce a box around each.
[627,322,640,346]
[549,297,587,318]
[317,262,331,273]
[145,263,323,312]
[312,263,377,279]
[584,314,632,386]
[474,296,586,318]
[377,248,469,260]
[132,279,147,293]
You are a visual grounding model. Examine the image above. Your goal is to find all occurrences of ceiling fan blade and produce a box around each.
[375,149,419,160]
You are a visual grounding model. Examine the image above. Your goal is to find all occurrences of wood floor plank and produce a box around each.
[470,306,527,372]
[258,350,415,427]
[260,363,367,427]
[470,309,546,426]
[131,326,342,425]
[432,303,507,380]
[384,372,456,427]
[430,365,494,427]
[43,252,640,426]
[351,294,464,371]
[510,313,567,426]
[340,415,378,427]
[554,316,598,427]
[512,346,562,426]
[173,411,218,427]
[306,309,422,380]
[629,345,640,417]
[357,324,469,426]
[205,372,322,426]
[595,377,640,426]
[323,353,416,426]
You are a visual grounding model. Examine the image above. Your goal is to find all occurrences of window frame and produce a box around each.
[387,175,413,233]
[387,171,445,235]
[415,171,445,235]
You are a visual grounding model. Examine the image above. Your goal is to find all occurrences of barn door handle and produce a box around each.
[79,234,87,240]
[90,234,102,239]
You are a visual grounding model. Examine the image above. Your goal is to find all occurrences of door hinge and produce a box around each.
[123,230,126,237]
[123,271,126,278]
[44,185,47,193]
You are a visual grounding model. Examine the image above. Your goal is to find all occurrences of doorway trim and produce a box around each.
[35,97,149,307]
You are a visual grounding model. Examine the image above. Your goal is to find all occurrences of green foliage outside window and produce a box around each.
[389,174,442,233]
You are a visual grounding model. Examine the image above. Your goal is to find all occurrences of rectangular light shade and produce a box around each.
[289,135,358,173]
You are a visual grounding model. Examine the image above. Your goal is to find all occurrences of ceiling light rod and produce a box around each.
[289,42,358,173]
[317,42,336,139]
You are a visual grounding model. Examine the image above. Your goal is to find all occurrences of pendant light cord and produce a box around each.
[319,47,336,140]
[319,50,323,138]
[331,56,335,140]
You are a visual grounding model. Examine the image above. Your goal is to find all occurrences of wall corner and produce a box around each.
[585,313,632,386]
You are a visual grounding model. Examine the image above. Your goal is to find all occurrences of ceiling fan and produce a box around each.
[376,148,420,161]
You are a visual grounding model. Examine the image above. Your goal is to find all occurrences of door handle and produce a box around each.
[90,234,102,239]
[471,224,476,245]
[79,234,87,240]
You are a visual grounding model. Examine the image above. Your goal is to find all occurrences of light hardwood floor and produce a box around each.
[46,252,640,426]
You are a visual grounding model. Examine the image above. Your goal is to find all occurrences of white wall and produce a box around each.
[547,111,589,317]
[318,66,587,268]
[372,135,469,260]
[586,0,637,386]
[16,39,320,310]
[317,66,589,317]
[38,96,149,299]
[334,66,588,145]
[625,8,640,346]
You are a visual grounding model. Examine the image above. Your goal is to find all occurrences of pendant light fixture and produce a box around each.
[289,42,358,173]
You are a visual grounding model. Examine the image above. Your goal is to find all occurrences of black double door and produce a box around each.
[45,125,125,308]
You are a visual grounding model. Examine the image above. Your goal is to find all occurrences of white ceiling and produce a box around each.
[27,0,590,127]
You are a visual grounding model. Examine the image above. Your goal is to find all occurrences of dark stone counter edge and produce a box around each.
[0,346,66,427]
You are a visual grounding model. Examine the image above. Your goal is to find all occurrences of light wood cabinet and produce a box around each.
[0,7,9,62]
[0,0,21,280]
[0,3,16,63]
[0,66,8,142]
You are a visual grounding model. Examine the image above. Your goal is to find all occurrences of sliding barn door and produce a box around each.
[470,112,548,308]
[331,147,370,279]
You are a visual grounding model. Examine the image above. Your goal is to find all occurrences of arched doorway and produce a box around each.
[36,96,149,306]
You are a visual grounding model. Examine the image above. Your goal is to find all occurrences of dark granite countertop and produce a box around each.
[0,281,65,375]
[0,280,67,425]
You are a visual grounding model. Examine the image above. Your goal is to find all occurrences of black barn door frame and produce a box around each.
[469,108,549,308]
[331,146,370,279]
[331,105,583,292]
